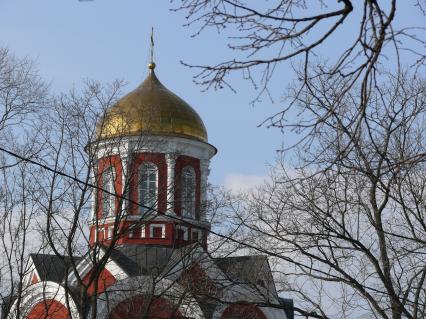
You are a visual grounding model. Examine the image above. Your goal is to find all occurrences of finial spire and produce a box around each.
[148,27,156,70]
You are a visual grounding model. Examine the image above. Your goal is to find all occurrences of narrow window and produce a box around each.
[141,225,146,238]
[181,166,196,218]
[150,224,165,239]
[176,225,188,240]
[108,226,114,239]
[102,167,116,217]
[138,162,158,214]
[176,228,184,240]
[192,230,199,242]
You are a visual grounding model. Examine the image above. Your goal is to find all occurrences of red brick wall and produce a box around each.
[27,300,69,319]
[83,268,116,296]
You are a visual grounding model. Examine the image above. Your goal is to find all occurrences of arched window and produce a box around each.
[181,166,196,218]
[138,162,158,214]
[102,167,116,217]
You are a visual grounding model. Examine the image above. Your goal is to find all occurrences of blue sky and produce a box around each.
[0,1,422,187]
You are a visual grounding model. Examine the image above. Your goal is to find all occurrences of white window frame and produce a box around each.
[138,162,159,214]
[150,223,166,239]
[181,166,196,218]
[94,227,98,242]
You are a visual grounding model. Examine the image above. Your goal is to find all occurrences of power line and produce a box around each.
[0,145,308,268]
[0,145,312,317]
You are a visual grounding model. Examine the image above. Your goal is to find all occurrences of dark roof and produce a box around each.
[106,247,141,276]
[30,254,82,283]
[214,255,270,284]
[114,245,175,276]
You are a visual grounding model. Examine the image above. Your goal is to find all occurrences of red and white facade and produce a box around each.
[88,133,216,248]
[5,67,292,319]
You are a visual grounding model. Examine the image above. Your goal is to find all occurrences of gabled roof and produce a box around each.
[114,245,175,276]
[30,254,82,283]
[107,247,141,276]
[214,255,270,284]
[26,248,293,319]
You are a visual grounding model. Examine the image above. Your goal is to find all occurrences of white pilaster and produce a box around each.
[120,152,130,214]
[166,153,176,215]
[200,159,210,221]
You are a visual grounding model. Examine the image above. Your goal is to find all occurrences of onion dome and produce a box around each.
[96,64,208,142]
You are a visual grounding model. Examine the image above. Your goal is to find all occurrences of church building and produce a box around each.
[4,57,293,319]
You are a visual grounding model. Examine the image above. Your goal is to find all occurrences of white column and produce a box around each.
[120,153,129,214]
[119,141,130,215]
[200,159,210,221]
[166,153,176,215]
[90,164,97,222]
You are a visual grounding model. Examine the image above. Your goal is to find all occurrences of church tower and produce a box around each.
[5,39,293,319]
[89,60,216,249]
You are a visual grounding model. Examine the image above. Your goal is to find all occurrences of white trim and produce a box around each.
[22,258,40,289]
[89,213,211,228]
[66,252,98,286]
[162,244,230,286]
[104,257,128,281]
[165,153,176,214]
[199,159,210,221]
[140,224,146,238]
[149,223,166,239]
[120,154,130,212]
[93,135,216,163]
[95,276,204,319]
[7,281,80,319]
[66,247,129,286]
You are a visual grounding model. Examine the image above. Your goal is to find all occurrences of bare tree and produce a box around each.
[0,44,296,319]
[0,47,49,319]
[212,71,426,318]
[174,1,425,151]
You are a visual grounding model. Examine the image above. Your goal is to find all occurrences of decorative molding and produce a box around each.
[8,281,80,319]
[94,135,216,162]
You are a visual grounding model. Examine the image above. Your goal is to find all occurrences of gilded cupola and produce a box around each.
[96,63,208,143]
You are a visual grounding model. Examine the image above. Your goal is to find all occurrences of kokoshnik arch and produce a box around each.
[4,57,294,319]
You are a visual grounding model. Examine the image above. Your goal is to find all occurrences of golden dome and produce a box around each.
[96,67,208,142]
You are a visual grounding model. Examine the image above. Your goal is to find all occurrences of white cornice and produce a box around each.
[91,134,217,161]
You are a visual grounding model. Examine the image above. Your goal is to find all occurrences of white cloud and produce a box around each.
[224,173,267,193]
